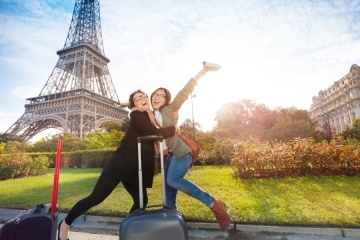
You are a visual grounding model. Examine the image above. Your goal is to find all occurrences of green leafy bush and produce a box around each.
[81,150,113,168]
[50,149,115,168]
[197,138,235,165]
[0,154,50,180]
[65,151,83,168]
[231,136,360,179]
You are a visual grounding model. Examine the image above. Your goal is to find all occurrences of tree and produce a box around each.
[83,130,125,149]
[341,118,360,140]
[267,117,313,142]
[214,99,277,139]
[0,133,22,143]
[0,142,5,154]
[180,118,201,137]
[266,108,315,142]
[27,133,84,152]
[319,120,333,142]
[288,109,311,122]
[101,118,129,133]
[4,141,26,154]
[119,117,130,132]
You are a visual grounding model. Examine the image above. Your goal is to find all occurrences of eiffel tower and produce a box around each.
[6,0,128,141]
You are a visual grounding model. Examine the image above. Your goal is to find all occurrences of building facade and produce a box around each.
[309,64,360,135]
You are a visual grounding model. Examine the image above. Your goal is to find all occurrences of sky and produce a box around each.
[1,0,360,142]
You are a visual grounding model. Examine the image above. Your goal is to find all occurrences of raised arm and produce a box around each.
[170,61,221,111]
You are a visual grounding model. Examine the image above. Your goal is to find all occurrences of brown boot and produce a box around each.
[210,198,230,231]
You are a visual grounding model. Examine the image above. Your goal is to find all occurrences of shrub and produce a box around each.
[0,153,50,180]
[197,138,235,165]
[50,149,115,168]
[66,151,83,168]
[231,136,360,179]
[27,152,56,167]
[81,150,112,168]
[30,156,51,175]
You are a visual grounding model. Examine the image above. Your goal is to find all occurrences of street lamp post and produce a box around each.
[191,93,197,141]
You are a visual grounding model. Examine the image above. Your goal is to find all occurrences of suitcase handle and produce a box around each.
[34,203,44,213]
[132,204,175,213]
[137,135,166,208]
[138,135,164,142]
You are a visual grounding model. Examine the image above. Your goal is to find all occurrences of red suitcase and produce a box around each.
[0,135,63,240]
[120,135,189,240]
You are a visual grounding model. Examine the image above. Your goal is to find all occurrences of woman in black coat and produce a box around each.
[58,89,176,240]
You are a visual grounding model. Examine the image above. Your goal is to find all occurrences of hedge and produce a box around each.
[231,137,360,179]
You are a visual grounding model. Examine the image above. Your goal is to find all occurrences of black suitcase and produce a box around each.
[0,136,63,240]
[120,135,189,240]
[0,203,57,240]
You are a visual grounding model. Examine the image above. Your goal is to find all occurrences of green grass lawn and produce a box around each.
[0,166,359,227]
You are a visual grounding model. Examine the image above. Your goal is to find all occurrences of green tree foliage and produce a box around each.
[55,133,83,151]
[266,108,314,142]
[276,107,310,122]
[4,141,26,154]
[214,99,277,139]
[83,130,124,149]
[26,118,128,153]
[120,117,130,132]
[179,118,193,133]
[26,135,54,153]
[27,133,84,152]
[341,118,360,140]
[213,100,315,143]
[0,143,5,154]
[179,118,201,138]
[27,129,125,153]
[317,120,333,142]
[266,116,313,142]
[101,118,129,133]
[0,133,22,143]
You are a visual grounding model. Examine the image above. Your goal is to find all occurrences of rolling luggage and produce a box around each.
[120,135,189,240]
[0,135,63,240]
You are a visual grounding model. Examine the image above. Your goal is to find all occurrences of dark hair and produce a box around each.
[150,87,171,110]
[128,89,146,109]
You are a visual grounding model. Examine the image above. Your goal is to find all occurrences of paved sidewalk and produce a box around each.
[1,208,359,239]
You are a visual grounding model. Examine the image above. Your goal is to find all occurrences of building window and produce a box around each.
[351,112,355,121]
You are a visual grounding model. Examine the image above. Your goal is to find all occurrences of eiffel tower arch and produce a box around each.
[6,0,128,141]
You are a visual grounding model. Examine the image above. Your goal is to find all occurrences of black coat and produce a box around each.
[102,110,175,188]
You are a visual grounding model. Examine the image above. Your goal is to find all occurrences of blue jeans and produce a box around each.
[164,153,214,209]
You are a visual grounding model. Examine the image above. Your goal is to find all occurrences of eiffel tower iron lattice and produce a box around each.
[6,0,128,141]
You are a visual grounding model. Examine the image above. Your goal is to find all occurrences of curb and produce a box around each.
[58,211,360,238]
[232,224,360,238]
[1,208,359,238]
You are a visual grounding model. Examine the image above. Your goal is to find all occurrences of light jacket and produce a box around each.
[160,78,197,158]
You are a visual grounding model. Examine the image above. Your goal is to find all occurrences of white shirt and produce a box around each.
[154,110,168,151]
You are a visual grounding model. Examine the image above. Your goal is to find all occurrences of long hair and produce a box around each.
[150,87,171,110]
